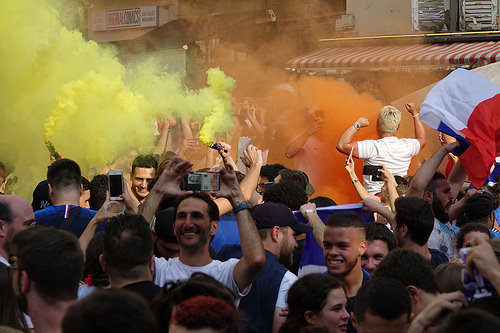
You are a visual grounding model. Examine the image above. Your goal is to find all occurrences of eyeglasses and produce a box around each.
[22,219,36,228]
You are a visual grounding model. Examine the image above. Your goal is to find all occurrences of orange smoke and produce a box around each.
[264,75,440,205]
[291,76,382,204]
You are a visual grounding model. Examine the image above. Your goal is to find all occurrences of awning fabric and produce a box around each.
[287,41,500,74]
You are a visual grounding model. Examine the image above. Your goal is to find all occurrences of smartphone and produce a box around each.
[363,165,383,181]
[182,172,220,191]
[108,171,124,201]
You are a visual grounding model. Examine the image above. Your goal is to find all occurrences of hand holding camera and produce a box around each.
[155,157,194,197]
[210,164,243,203]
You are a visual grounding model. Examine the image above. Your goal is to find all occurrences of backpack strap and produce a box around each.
[65,206,82,231]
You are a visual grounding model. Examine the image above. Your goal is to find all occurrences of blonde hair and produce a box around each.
[378,105,401,134]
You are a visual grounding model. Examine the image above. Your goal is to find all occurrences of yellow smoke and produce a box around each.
[0,0,235,199]
[199,68,236,145]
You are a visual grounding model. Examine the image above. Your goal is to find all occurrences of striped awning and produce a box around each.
[287,41,500,74]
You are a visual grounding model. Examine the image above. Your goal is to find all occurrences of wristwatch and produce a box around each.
[233,201,251,214]
[353,123,360,131]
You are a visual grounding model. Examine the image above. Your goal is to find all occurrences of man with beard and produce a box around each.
[216,202,313,333]
[151,159,266,303]
[306,209,368,333]
[393,197,448,268]
[407,142,466,260]
[0,195,35,265]
[130,154,158,204]
[11,226,84,333]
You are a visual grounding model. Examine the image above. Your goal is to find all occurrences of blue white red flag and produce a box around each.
[293,204,374,277]
[420,68,500,188]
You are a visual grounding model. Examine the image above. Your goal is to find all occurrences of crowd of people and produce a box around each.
[1,99,500,333]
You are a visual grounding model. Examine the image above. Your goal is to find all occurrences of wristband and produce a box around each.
[305,209,316,214]
[353,123,360,131]
[233,201,251,214]
[412,113,419,118]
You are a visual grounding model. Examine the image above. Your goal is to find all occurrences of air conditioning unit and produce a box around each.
[336,14,355,31]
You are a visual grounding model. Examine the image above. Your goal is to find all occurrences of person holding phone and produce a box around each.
[140,157,266,300]
[337,103,425,195]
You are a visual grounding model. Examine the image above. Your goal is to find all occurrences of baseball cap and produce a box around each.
[32,180,52,211]
[464,192,495,221]
[251,202,313,234]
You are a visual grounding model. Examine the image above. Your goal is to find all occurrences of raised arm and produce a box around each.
[336,117,369,158]
[211,165,266,292]
[246,103,265,138]
[405,102,426,149]
[344,150,379,202]
[139,157,194,223]
[239,144,263,201]
[212,144,264,216]
[217,142,239,172]
[79,192,114,259]
[448,188,480,221]
[155,116,177,155]
[447,159,467,199]
[300,202,325,248]
[361,198,396,229]
[379,166,398,213]
[285,127,315,158]
[407,142,459,198]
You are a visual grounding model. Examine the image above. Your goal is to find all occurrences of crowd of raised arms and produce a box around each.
[1,98,500,333]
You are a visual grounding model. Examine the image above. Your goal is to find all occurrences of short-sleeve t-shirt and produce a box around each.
[357,137,420,194]
[153,257,249,298]
[275,271,297,308]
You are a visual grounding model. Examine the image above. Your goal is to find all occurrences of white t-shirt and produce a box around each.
[153,257,250,298]
[275,271,297,308]
[0,256,9,266]
[357,136,420,194]
[428,218,456,260]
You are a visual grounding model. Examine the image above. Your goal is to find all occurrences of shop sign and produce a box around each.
[92,6,157,31]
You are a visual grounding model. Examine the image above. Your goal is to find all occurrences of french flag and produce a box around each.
[293,204,374,277]
[420,68,500,189]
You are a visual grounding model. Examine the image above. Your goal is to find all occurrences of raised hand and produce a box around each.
[210,164,242,202]
[241,144,263,168]
[217,142,232,159]
[154,157,194,197]
[355,117,369,128]
[405,102,418,116]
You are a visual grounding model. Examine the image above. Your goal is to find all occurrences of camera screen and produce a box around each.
[187,174,201,184]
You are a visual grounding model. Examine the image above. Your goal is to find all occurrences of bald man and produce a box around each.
[0,195,36,264]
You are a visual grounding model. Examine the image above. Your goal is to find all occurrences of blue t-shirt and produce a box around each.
[35,205,104,237]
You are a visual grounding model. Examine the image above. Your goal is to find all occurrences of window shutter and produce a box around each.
[460,0,498,31]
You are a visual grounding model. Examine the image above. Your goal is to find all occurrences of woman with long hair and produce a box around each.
[280,273,349,333]
[0,263,29,332]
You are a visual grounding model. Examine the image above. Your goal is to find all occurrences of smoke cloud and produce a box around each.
[0,0,235,198]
